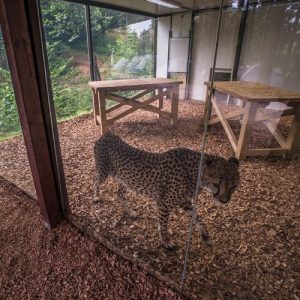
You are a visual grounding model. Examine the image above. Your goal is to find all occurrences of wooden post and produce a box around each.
[170,85,179,125]
[286,104,300,159]
[203,86,213,123]
[236,102,258,159]
[93,90,100,125]
[0,0,62,227]
[158,88,164,119]
[98,90,108,135]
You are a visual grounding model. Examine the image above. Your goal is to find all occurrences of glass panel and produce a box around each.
[0,26,36,198]
[37,1,299,298]
[41,0,91,121]
[91,8,154,80]
[239,2,300,92]
[189,10,242,100]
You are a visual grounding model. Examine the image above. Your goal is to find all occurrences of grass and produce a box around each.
[0,131,22,141]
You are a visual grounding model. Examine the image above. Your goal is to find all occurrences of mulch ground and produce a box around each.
[0,99,299,299]
[0,176,183,299]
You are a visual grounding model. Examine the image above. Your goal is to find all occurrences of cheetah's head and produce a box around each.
[203,156,240,204]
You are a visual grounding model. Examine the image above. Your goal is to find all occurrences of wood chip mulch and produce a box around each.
[0,176,184,299]
[0,99,299,299]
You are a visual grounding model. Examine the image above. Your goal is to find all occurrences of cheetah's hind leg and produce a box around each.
[117,185,138,220]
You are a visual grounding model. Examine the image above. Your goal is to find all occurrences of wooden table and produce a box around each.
[89,78,183,134]
[204,81,300,159]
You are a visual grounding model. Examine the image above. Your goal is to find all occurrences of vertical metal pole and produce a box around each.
[185,11,195,100]
[167,14,172,78]
[85,5,95,81]
[180,0,225,294]
[153,17,158,78]
[232,0,250,80]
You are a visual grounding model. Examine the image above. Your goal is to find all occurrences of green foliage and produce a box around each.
[0,1,154,139]
[0,68,21,136]
[52,84,91,120]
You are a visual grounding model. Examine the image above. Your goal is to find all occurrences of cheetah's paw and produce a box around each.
[124,210,138,220]
[161,242,178,252]
[201,233,213,246]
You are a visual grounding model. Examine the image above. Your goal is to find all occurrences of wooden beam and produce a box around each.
[158,88,164,119]
[106,91,170,117]
[93,90,100,125]
[247,148,288,157]
[108,92,165,123]
[255,107,295,122]
[106,102,125,114]
[286,104,300,159]
[208,107,246,125]
[98,90,108,134]
[0,0,62,227]
[264,120,287,148]
[106,89,153,104]
[236,102,258,159]
[170,85,179,125]
[211,96,237,151]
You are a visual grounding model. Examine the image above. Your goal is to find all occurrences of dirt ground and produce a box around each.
[0,176,184,299]
[0,100,299,299]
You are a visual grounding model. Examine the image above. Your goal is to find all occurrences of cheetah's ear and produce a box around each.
[228,156,240,168]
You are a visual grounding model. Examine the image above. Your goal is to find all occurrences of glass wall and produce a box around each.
[189,9,241,100]
[238,2,300,93]
[91,7,154,80]
[36,1,299,299]
[41,0,91,121]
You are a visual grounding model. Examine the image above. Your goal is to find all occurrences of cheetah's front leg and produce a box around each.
[94,174,101,202]
[157,203,177,251]
[180,201,211,245]
[117,185,137,219]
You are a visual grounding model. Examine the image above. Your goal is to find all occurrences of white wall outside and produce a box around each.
[156,16,170,78]
[189,11,241,101]
[238,4,300,93]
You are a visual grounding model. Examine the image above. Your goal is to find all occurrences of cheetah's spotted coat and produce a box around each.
[94,133,240,250]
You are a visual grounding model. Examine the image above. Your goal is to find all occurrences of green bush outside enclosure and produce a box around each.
[0,0,154,139]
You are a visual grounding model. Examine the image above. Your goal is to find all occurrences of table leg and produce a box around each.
[93,90,100,125]
[98,90,108,135]
[170,85,179,125]
[204,86,214,124]
[286,104,300,159]
[236,102,258,159]
[158,88,163,119]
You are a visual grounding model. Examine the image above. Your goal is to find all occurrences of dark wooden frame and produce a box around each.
[0,0,64,227]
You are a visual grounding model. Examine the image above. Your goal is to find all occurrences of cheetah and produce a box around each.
[94,133,240,250]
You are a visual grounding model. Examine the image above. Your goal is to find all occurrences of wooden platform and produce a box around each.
[89,78,183,134]
[204,81,300,159]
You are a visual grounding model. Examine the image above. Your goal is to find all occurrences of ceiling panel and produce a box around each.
[87,0,237,16]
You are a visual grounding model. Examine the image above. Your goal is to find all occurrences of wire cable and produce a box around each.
[179,0,225,294]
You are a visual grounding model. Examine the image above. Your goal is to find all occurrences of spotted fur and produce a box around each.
[94,133,240,250]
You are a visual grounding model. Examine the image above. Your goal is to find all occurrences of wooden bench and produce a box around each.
[204,81,300,159]
[89,78,183,134]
